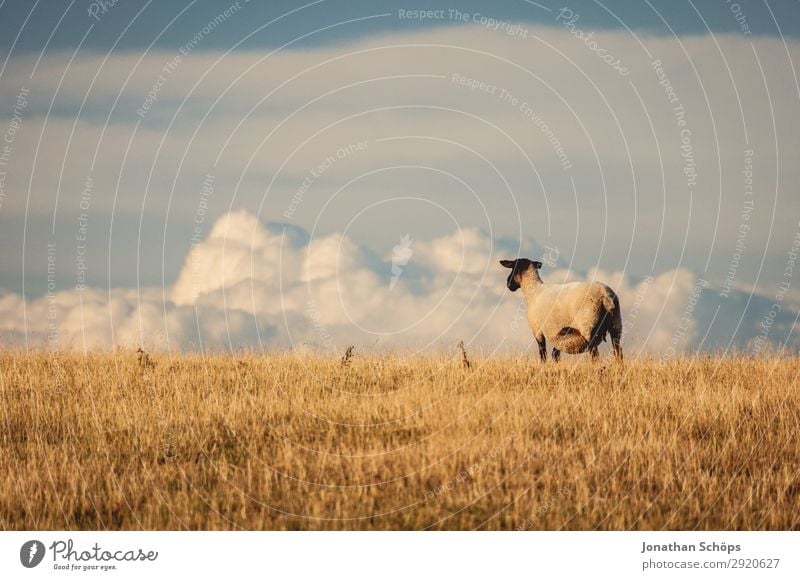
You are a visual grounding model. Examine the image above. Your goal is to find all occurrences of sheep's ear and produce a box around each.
[499,260,516,269]
[532,261,543,269]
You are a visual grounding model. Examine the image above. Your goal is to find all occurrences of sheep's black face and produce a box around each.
[500,258,542,292]
[500,258,524,292]
[506,268,521,292]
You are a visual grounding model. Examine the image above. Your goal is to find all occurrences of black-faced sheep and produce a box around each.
[500,258,623,362]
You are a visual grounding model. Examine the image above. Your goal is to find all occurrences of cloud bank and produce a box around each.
[1,210,796,356]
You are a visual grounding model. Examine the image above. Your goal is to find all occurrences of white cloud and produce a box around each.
[3,211,797,355]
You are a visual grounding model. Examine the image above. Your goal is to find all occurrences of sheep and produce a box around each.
[500,258,623,362]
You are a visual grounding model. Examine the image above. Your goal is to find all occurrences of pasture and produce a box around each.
[0,350,798,530]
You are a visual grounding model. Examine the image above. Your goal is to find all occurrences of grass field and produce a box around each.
[1,349,798,530]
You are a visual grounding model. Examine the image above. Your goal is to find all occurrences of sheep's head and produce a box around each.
[499,258,542,291]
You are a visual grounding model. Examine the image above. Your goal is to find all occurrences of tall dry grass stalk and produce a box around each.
[0,350,798,530]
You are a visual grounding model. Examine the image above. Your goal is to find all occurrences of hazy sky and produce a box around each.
[0,0,798,354]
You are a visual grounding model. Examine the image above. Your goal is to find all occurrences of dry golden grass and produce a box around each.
[0,349,798,530]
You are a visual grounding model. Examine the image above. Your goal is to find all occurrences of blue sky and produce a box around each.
[2,0,800,57]
[0,0,798,353]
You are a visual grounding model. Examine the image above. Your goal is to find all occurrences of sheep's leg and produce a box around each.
[610,300,624,362]
[551,348,561,362]
[589,346,600,361]
[537,337,547,362]
[611,329,623,362]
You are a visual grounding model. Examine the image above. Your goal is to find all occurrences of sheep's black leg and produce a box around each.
[610,329,623,362]
[551,348,561,362]
[589,346,600,361]
[537,338,547,362]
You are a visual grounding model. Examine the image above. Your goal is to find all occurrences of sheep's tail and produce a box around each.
[591,289,621,347]
[601,291,617,315]
[606,292,623,327]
